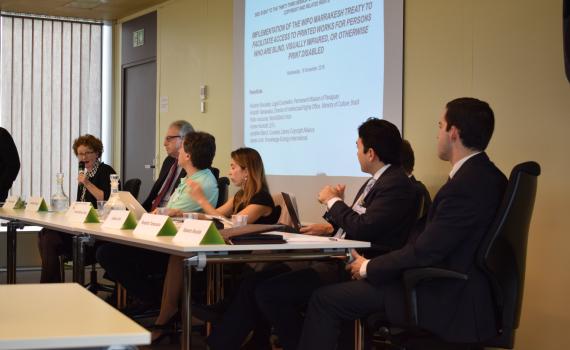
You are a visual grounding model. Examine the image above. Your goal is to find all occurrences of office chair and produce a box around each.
[123,178,142,199]
[217,177,230,208]
[365,161,541,350]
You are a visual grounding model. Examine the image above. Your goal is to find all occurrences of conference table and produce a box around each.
[0,283,149,349]
[0,208,370,350]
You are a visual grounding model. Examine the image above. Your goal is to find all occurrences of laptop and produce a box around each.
[281,192,303,232]
[118,191,147,220]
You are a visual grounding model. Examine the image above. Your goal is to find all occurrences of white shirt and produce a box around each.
[449,152,481,179]
[326,164,391,209]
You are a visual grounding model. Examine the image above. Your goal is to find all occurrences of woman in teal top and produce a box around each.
[157,133,218,216]
[151,131,219,343]
[164,167,218,214]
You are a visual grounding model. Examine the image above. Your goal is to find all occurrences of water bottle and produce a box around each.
[104,174,127,213]
[50,173,69,212]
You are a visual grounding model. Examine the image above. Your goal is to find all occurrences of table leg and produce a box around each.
[6,220,23,284]
[182,257,194,350]
[72,234,91,285]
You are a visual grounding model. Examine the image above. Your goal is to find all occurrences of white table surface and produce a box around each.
[0,283,150,349]
[0,209,370,255]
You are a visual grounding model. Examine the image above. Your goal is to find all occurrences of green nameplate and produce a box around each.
[122,211,138,229]
[13,198,26,209]
[85,207,100,223]
[201,224,226,245]
[173,219,226,245]
[157,217,179,236]
[26,196,48,212]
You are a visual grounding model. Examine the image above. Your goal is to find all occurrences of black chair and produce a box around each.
[123,178,141,200]
[366,161,541,350]
[217,177,230,208]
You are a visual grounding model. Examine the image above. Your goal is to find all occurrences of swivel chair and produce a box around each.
[365,161,541,350]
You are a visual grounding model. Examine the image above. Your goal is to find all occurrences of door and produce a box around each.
[121,12,157,202]
[122,61,156,202]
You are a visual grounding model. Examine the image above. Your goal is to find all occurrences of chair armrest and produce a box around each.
[403,268,468,326]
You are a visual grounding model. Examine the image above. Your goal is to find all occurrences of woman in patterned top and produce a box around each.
[37,134,116,283]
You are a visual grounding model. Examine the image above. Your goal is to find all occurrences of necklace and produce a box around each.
[80,160,101,202]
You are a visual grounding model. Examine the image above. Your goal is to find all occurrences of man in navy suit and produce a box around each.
[298,97,508,349]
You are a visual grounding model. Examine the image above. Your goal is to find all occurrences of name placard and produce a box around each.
[2,196,19,209]
[133,213,178,237]
[173,219,225,245]
[102,210,137,230]
[66,202,100,223]
[25,196,49,212]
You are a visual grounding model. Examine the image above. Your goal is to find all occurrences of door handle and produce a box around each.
[144,164,155,169]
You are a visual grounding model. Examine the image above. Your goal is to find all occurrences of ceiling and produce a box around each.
[0,0,170,22]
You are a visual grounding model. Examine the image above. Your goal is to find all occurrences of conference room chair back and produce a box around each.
[364,161,541,350]
[123,178,142,200]
[217,177,230,208]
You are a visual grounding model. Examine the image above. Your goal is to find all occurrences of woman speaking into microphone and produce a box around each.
[37,134,116,283]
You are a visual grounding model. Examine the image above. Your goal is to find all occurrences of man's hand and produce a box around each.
[318,185,341,204]
[334,184,346,200]
[299,223,334,236]
[346,249,366,280]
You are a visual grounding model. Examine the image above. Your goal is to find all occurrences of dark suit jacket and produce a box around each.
[326,165,417,257]
[141,156,186,211]
[0,127,21,202]
[367,153,507,343]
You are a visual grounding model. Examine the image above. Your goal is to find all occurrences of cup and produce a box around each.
[183,212,201,220]
[156,207,169,215]
[97,200,107,219]
[231,214,248,227]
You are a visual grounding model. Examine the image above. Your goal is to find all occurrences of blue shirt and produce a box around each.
[167,168,218,212]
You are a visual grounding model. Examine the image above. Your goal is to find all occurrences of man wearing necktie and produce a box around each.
[251,119,418,350]
[298,98,508,349]
[142,120,195,211]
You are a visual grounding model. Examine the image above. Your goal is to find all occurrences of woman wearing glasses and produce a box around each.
[37,134,116,283]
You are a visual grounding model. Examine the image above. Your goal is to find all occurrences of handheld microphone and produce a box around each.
[78,161,85,175]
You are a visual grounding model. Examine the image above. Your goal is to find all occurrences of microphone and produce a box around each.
[78,161,85,176]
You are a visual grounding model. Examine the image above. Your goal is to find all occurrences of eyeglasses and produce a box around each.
[77,151,95,157]
[165,135,181,141]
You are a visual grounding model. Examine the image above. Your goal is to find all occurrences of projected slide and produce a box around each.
[244,0,384,177]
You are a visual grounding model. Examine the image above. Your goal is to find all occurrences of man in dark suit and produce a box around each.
[298,97,508,349]
[206,119,417,350]
[97,120,194,306]
[141,120,194,210]
[0,127,20,202]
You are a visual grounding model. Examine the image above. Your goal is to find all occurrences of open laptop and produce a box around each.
[118,191,147,220]
[281,192,303,232]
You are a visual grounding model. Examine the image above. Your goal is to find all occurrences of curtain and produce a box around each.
[0,15,102,202]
